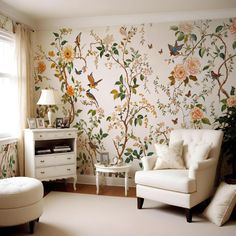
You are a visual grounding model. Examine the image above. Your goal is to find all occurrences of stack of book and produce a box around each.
[53,145,71,153]
[36,149,51,155]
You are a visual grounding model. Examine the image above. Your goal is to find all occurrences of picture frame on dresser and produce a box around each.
[27,118,37,129]
[36,118,45,129]
[56,118,63,128]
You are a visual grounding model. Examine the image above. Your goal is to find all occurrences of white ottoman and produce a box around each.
[0,177,44,234]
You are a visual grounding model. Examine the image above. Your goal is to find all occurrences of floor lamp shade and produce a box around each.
[37,89,56,128]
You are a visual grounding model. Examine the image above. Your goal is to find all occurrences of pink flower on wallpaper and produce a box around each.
[191,107,204,121]
[227,96,236,107]
[185,57,201,76]
[230,18,236,36]
[179,22,193,34]
[173,64,187,81]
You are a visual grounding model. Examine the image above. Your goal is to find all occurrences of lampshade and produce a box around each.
[37,89,56,105]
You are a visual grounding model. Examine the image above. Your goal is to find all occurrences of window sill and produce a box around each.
[0,137,18,146]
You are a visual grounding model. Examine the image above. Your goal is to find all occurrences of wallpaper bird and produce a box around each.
[168,41,184,56]
[87,72,103,89]
[86,89,99,107]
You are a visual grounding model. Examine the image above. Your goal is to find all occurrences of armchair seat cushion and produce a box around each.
[135,169,196,194]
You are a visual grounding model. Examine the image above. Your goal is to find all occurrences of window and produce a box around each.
[0,30,18,138]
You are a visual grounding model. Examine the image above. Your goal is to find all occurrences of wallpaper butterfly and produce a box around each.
[168,41,184,56]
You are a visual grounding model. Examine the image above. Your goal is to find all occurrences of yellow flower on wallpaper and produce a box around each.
[67,85,75,96]
[227,96,236,107]
[173,64,187,81]
[37,61,46,74]
[185,57,201,76]
[191,107,204,121]
[62,45,75,63]
[48,51,55,57]
[230,18,236,36]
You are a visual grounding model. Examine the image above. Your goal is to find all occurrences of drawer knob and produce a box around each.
[68,133,71,136]
[67,157,71,160]
[67,168,71,171]
[40,171,45,174]
[40,160,45,163]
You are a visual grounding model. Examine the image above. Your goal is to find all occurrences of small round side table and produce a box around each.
[95,163,131,196]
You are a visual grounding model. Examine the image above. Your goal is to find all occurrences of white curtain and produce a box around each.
[15,24,34,175]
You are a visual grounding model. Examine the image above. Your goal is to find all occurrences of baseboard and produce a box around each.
[76,174,136,187]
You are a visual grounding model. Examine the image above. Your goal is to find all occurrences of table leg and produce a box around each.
[73,176,77,191]
[125,171,128,196]
[96,171,99,194]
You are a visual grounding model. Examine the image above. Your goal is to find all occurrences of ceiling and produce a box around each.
[1,0,236,20]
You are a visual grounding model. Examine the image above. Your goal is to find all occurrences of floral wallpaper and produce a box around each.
[0,13,13,33]
[0,142,18,178]
[34,18,236,177]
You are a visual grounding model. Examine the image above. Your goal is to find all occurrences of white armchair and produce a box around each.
[135,129,223,222]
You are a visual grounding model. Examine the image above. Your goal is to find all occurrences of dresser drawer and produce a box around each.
[35,153,75,167]
[34,131,76,140]
[36,164,76,179]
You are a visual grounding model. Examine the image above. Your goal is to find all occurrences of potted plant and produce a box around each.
[215,96,236,183]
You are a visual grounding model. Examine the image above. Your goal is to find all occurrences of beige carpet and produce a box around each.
[1,191,235,236]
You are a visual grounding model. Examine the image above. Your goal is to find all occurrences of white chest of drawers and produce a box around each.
[24,128,77,190]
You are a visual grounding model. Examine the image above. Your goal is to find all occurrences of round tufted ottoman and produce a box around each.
[0,177,44,234]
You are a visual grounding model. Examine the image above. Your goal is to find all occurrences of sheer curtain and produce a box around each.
[0,30,17,138]
[15,24,34,175]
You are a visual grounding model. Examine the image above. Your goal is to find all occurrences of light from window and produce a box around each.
[0,30,18,138]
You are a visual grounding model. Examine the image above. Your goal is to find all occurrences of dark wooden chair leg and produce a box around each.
[185,208,192,223]
[137,197,144,209]
[29,220,35,234]
[36,218,39,222]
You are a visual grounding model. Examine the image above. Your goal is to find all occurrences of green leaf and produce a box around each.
[106,116,111,121]
[233,41,236,49]
[168,75,175,86]
[230,87,235,96]
[199,48,205,58]
[147,152,154,156]
[61,40,67,45]
[190,34,197,41]
[120,75,124,83]
[53,32,59,37]
[215,25,223,33]
[221,104,227,112]
[140,74,144,81]
[120,93,125,101]
[220,53,225,60]
[189,75,197,81]
[201,118,211,125]
[102,133,108,138]
[170,25,178,31]
[96,46,102,50]
[177,32,184,41]
[203,65,210,71]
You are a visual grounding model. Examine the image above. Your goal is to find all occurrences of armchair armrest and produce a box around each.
[141,156,157,171]
[188,157,216,179]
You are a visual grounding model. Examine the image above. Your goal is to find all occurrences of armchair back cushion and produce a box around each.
[170,129,223,169]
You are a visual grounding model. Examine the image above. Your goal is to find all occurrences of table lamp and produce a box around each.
[37,89,56,128]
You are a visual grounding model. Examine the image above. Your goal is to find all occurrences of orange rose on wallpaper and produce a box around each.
[37,61,46,74]
[173,64,187,81]
[185,57,201,76]
[230,18,236,36]
[227,96,236,107]
[62,45,75,63]
[67,85,74,96]
[191,107,204,121]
